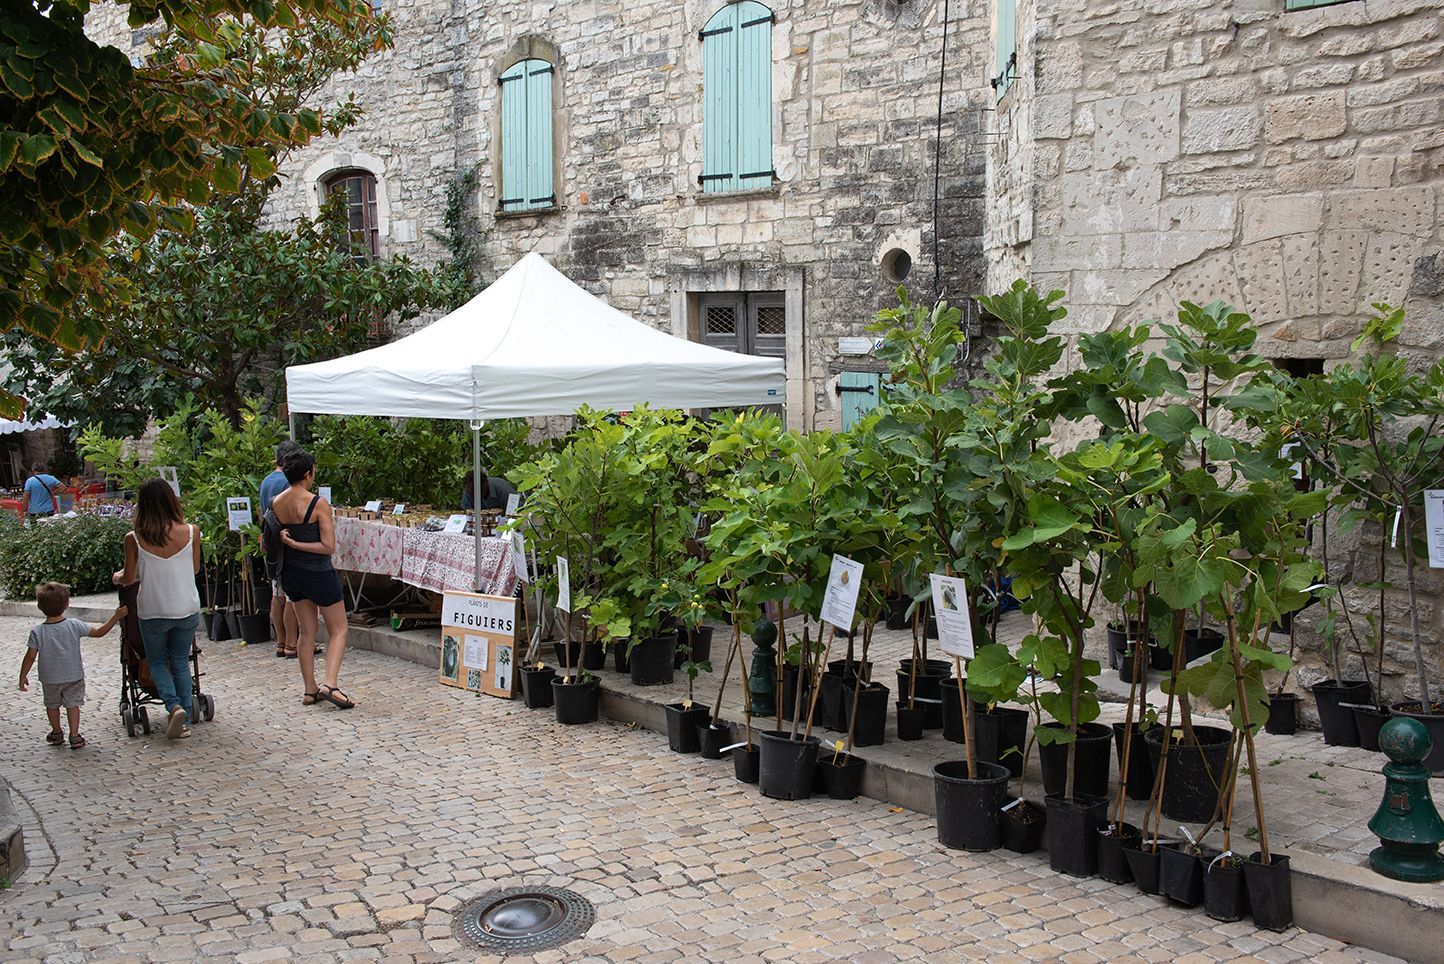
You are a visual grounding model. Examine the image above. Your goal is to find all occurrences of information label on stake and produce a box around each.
[226,497,252,532]
[820,554,863,632]
[505,492,521,516]
[510,531,530,584]
[930,573,976,659]
[318,486,332,504]
[158,466,180,497]
[364,500,382,513]
[392,503,406,516]
[443,514,468,534]
[1426,489,1444,569]
[556,556,571,613]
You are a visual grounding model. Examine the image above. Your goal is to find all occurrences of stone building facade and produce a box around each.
[986,0,1444,705]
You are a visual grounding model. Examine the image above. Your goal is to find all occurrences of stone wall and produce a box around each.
[987,0,1444,709]
[88,0,996,431]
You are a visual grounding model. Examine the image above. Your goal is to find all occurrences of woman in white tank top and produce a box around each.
[113,479,202,740]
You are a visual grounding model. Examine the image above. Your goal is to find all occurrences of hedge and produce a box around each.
[0,514,132,601]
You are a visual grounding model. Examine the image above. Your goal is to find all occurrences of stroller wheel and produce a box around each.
[201,694,215,722]
[137,706,152,735]
[121,706,137,738]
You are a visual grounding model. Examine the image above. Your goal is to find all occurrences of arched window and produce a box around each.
[323,169,380,261]
[499,58,556,212]
[700,2,773,194]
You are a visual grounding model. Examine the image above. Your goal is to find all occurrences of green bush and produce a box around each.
[0,514,133,600]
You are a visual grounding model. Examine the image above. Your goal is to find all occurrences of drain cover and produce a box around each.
[454,886,595,952]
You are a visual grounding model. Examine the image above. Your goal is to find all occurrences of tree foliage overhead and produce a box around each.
[0,0,382,416]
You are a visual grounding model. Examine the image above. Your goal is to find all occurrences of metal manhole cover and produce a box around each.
[454,886,595,952]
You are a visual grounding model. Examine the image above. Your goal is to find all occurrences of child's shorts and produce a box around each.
[42,679,86,709]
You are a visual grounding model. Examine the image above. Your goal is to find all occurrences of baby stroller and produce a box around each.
[116,584,215,737]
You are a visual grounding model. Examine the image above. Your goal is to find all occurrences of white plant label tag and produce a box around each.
[393,503,406,516]
[1425,490,1444,569]
[443,514,468,534]
[364,500,382,513]
[820,554,863,632]
[510,531,530,584]
[930,573,975,659]
[556,556,571,613]
[318,486,332,503]
[505,492,521,516]
[226,496,252,531]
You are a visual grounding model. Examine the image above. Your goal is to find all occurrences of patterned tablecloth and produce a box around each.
[400,529,517,596]
[333,517,404,576]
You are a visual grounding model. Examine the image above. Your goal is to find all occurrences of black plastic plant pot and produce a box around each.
[925,614,938,639]
[1160,844,1207,907]
[884,595,910,630]
[829,658,872,682]
[224,609,242,637]
[816,753,866,800]
[848,682,890,747]
[780,665,813,723]
[1389,702,1444,773]
[819,672,847,731]
[697,722,731,759]
[1119,651,1147,684]
[1311,679,1370,746]
[551,677,600,725]
[205,611,225,641]
[896,702,925,741]
[1353,705,1390,752]
[733,743,760,783]
[1039,722,1113,798]
[1183,627,1224,663]
[674,626,714,670]
[581,640,607,672]
[896,660,949,729]
[1000,800,1046,854]
[1122,840,1165,895]
[1264,692,1299,736]
[1148,642,1173,672]
[1204,859,1249,923]
[1244,852,1293,931]
[941,679,970,744]
[552,639,582,670]
[628,635,674,686]
[1113,722,1156,802]
[934,761,1010,852]
[1143,724,1232,823]
[975,706,1028,778]
[1105,621,1131,671]
[611,642,631,674]
[758,729,819,800]
[1044,793,1108,878]
[520,665,557,709]
[664,702,711,753]
[1097,822,1141,885]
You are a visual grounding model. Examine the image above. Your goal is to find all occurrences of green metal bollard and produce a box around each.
[1368,716,1444,883]
[748,618,777,717]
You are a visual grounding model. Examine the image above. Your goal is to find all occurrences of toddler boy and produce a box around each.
[18,582,125,749]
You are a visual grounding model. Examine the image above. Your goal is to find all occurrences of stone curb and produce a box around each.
[0,785,27,885]
[7,600,1440,958]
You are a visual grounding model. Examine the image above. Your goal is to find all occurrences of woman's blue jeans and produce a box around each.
[138,613,200,719]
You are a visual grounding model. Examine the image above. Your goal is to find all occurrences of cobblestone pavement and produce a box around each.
[0,615,1400,963]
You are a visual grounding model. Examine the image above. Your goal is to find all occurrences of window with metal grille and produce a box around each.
[699,292,785,364]
[323,170,379,261]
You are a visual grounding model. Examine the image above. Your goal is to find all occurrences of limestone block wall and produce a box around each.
[986,0,1444,709]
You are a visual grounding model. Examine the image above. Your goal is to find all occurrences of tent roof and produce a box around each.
[0,414,70,435]
[285,253,785,420]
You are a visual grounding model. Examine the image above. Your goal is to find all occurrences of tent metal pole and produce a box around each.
[288,414,297,441]
[472,421,483,593]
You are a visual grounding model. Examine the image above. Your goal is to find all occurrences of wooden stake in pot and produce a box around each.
[802,624,838,740]
[711,618,743,727]
[952,655,976,778]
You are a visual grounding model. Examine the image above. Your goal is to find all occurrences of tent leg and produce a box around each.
[288,414,297,441]
[472,422,483,593]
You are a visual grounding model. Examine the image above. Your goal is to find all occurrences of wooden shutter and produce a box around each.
[735,2,773,188]
[500,59,555,212]
[701,7,739,194]
[994,0,1016,100]
[838,372,882,431]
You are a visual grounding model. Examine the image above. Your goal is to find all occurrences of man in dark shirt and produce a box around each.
[462,469,517,511]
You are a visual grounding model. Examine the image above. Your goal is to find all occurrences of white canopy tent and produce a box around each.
[0,414,71,435]
[285,252,786,589]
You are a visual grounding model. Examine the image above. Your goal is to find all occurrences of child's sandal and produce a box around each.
[46,730,64,745]
[69,734,86,749]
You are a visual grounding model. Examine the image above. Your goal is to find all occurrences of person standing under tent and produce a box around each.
[260,440,303,659]
[272,449,354,710]
[24,462,62,519]
[461,468,517,511]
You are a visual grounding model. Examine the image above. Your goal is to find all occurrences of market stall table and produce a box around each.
[331,516,517,605]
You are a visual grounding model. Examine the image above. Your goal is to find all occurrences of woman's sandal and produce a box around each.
[69,734,86,749]
[302,691,321,705]
[283,647,299,659]
[274,644,287,658]
[319,685,355,710]
[46,730,64,745]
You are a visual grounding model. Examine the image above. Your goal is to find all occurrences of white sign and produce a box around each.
[1426,490,1444,570]
[1279,442,1303,482]
[838,337,874,356]
[441,591,517,636]
[392,503,407,516]
[364,500,382,513]
[556,556,571,613]
[158,466,180,496]
[226,497,252,532]
[464,635,489,671]
[319,486,332,503]
[510,530,530,584]
[820,554,864,631]
[930,573,976,659]
[505,492,521,516]
[443,514,468,534]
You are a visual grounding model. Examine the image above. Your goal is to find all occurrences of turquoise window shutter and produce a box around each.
[838,372,882,431]
[702,3,772,194]
[499,59,554,212]
[993,0,1016,100]
[702,6,739,194]
[524,60,555,209]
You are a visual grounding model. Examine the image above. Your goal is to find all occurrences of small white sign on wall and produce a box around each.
[1426,490,1444,570]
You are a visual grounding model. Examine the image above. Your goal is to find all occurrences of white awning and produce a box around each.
[0,415,71,435]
